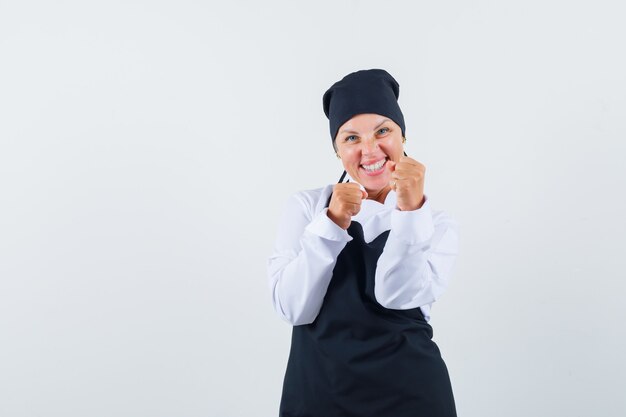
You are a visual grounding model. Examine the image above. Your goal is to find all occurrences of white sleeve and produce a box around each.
[267,191,352,326]
[373,195,460,311]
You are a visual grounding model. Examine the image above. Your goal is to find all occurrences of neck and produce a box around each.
[366,186,392,204]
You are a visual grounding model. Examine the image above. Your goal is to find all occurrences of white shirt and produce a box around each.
[267,182,459,326]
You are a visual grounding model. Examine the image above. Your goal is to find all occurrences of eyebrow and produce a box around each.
[339,119,391,135]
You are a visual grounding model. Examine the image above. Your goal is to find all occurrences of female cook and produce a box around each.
[267,69,459,417]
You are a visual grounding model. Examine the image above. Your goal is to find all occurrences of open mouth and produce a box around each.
[360,157,388,174]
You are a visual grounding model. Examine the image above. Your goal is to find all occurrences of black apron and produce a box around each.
[279,197,457,417]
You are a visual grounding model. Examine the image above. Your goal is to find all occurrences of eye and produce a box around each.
[378,127,390,135]
[345,135,358,142]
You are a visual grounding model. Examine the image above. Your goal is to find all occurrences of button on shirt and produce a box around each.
[267,182,459,326]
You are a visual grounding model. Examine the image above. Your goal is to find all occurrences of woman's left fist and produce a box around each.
[388,156,425,211]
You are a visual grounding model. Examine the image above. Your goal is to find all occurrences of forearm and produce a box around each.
[268,206,351,326]
[269,234,347,325]
[374,199,459,310]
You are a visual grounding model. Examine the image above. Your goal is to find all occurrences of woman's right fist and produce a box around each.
[327,183,368,230]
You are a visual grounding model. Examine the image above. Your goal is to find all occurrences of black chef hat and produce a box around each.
[322,69,406,145]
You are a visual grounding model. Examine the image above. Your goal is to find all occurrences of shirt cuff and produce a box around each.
[305,208,353,242]
[390,195,435,245]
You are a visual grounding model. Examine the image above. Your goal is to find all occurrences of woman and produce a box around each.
[268,69,459,417]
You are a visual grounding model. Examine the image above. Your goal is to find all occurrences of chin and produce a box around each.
[362,177,389,192]
[352,169,387,185]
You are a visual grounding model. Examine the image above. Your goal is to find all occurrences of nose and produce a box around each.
[361,136,378,154]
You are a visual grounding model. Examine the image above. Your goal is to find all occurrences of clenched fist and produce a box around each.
[387,156,425,211]
[327,183,368,230]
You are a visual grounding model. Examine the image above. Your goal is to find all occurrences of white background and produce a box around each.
[1,1,625,416]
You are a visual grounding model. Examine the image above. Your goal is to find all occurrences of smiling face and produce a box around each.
[334,113,405,202]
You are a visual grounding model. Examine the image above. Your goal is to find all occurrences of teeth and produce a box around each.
[362,159,385,171]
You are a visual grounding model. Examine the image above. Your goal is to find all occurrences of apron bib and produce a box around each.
[279,209,457,417]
